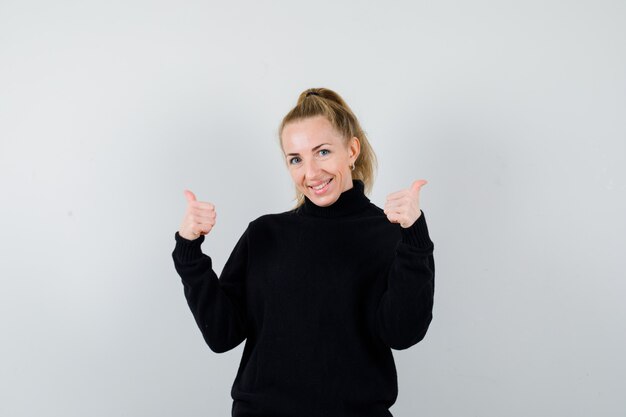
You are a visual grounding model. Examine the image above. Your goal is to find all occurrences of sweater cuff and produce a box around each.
[400,211,433,249]
[173,231,205,263]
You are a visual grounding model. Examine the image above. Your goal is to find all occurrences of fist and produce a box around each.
[178,189,217,240]
[383,180,427,228]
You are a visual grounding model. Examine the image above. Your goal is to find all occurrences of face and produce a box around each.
[281,115,360,207]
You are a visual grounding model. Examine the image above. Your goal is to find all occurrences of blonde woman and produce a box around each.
[172,87,435,416]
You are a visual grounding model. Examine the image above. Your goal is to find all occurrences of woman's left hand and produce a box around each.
[384,179,428,228]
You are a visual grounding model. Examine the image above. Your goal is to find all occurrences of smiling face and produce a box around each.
[281,115,360,207]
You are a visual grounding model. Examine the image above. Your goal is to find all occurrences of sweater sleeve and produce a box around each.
[375,210,435,350]
[171,225,250,353]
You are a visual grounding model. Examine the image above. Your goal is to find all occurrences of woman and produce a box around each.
[172,87,435,417]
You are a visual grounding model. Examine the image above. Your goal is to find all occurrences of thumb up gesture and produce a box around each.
[384,180,427,228]
[178,189,217,240]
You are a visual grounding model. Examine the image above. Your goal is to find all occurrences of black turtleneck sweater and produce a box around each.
[171,179,435,417]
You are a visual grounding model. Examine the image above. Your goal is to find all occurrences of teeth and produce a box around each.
[312,179,331,190]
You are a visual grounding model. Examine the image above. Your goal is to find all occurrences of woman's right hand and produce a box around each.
[178,189,217,241]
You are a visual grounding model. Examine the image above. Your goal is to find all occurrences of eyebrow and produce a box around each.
[286,143,332,156]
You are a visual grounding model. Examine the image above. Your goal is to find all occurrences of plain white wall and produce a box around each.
[1,0,625,416]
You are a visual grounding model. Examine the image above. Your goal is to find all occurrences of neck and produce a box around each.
[298,179,370,218]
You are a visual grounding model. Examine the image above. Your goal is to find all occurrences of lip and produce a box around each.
[308,178,332,188]
[309,178,333,195]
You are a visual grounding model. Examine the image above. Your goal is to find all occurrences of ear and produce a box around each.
[349,136,361,160]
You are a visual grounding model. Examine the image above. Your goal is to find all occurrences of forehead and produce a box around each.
[281,116,344,152]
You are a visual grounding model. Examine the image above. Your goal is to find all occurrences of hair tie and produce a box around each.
[306,90,320,97]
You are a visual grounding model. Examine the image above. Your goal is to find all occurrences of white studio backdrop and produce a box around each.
[1,0,625,416]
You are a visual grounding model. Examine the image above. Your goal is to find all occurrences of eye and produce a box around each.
[319,149,330,156]
[289,156,301,165]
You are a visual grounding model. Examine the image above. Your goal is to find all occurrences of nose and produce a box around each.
[304,158,321,181]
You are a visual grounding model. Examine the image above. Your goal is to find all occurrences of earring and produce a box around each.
[350,162,355,171]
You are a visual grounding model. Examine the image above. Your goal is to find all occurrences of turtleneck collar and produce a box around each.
[298,179,371,218]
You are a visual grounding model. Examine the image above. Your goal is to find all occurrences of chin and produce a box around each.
[311,195,338,207]
[306,190,340,207]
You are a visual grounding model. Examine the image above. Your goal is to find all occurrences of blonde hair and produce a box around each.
[278,87,378,209]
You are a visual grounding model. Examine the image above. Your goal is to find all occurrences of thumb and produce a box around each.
[410,179,428,192]
[184,189,197,203]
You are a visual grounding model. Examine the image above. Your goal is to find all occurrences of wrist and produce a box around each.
[400,211,433,249]
[173,231,205,262]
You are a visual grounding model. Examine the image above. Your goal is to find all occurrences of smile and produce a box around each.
[309,178,333,194]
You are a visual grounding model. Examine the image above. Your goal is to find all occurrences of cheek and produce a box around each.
[288,166,303,182]
[323,156,341,171]
[333,159,349,173]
